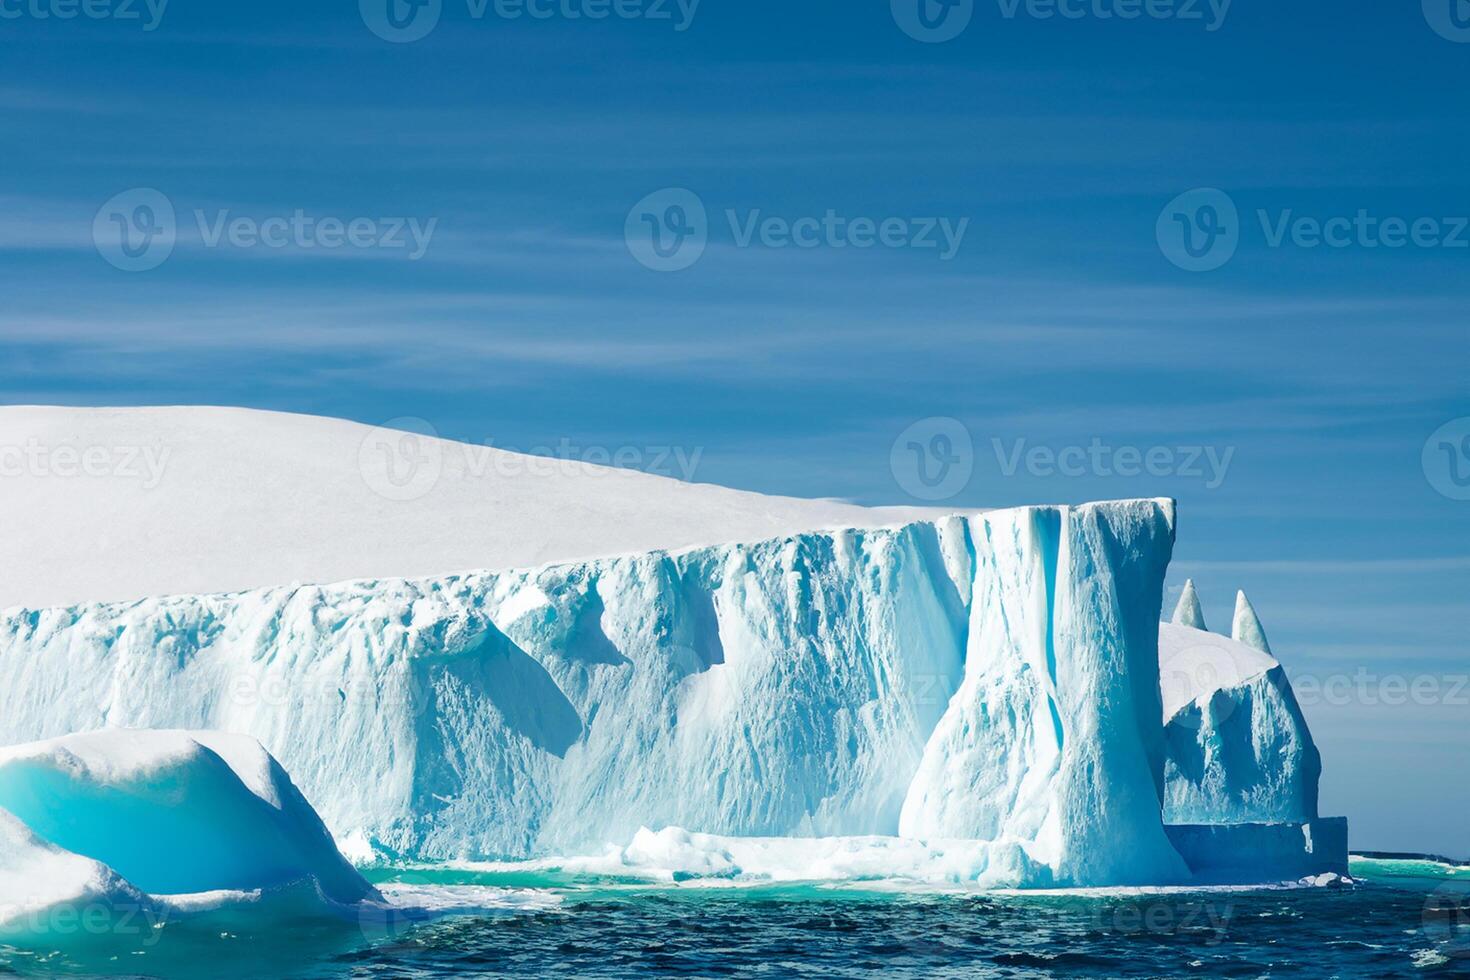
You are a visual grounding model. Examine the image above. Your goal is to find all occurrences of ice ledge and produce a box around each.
[1165,818,1350,884]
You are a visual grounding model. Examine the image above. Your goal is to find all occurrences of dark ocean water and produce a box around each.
[3,858,1467,979]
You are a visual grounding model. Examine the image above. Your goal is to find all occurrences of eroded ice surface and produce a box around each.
[0,500,1186,888]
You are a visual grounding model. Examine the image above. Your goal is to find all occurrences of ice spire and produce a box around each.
[1171,579,1206,630]
[1231,590,1272,654]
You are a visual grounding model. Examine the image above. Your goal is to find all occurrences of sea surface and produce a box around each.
[2,857,1467,978]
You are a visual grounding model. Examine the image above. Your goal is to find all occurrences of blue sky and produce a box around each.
[2,0,1467,856]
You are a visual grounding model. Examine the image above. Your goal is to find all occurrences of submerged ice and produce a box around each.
[0,498,1340,895]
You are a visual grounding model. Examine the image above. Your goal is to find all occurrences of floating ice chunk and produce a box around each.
[468,826,1047,889]
[1171,578,1206,630]
[0,730,377,906]
[0,808,159,938]
[1231,590,1272,654]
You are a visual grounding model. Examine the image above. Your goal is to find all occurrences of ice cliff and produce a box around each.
[0,500,1191,888]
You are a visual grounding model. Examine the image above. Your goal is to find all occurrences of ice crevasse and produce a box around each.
[0,498,1327,888]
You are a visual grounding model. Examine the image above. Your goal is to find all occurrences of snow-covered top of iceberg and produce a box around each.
[0,406,956,608]
[1158,622,1278,719]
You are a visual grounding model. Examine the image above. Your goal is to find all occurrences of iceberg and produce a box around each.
[0,408,1347,896]
[0,501,1197,887]
[1158,586,1340,881]
[1170,578,1207,630]
[1231,589,1272,653]
[0,730,377,939]
[1160,612,1322,825]
[0,730,376,904]
[0,806,160,941]
[0,729,556,958]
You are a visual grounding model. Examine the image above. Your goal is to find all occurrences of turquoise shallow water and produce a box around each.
[3,858,1467,978]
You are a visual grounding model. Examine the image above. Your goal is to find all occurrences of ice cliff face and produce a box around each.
[0,500,1186,886]
[1159,620,1321,825]
[897,504,1186,885]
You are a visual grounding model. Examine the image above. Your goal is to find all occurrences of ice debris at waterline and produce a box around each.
[446,824,1353,891]
[0,499,1346,890]
[0,730,555,945]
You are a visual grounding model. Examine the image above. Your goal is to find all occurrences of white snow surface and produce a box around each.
[0,406,949,609]
[0,499,1189,888]
[1158,622,1277,720]
[1159,622,1321,824]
